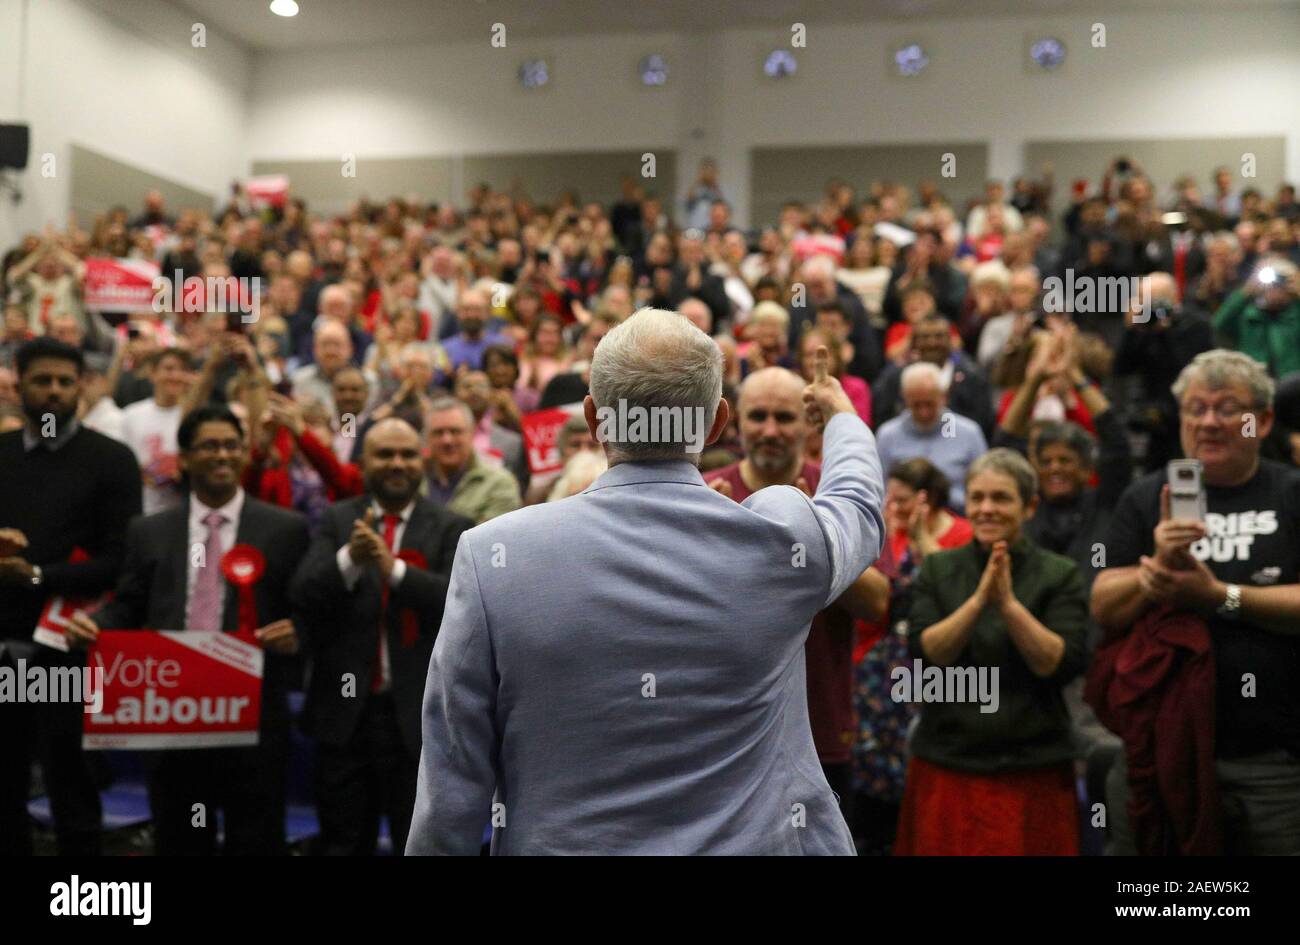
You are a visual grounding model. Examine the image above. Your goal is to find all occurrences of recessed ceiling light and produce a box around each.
[519,59,550,89]
[1030,37,1067,71]
[270,0,299,17]
[893,43,929,77]
[640,54,669,87]
[764,49,797,78]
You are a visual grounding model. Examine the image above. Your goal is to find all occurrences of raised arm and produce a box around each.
[801,350,886,605]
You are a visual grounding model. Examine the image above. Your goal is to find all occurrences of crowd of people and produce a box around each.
[1,152,1299,855]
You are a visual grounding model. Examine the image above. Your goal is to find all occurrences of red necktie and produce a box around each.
[371,513,401,693]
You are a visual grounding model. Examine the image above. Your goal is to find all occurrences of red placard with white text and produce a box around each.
[83,258,161,312]
[83,631,263,750]
[521,407,577,475]
[243,174,289,210]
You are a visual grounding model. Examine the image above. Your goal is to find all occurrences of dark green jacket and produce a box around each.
[905,535,1088,773]
[1213,288,1300,377]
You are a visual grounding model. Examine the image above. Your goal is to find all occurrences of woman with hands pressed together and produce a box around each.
[894,448,1089,855]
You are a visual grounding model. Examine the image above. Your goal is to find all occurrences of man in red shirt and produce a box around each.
[707,367,886,819]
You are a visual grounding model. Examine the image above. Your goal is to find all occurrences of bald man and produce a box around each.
[291,418,472,855]
[707,368,887,818]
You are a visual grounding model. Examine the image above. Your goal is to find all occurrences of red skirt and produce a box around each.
[893,756,1079,855]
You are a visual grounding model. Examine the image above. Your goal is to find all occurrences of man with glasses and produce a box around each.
[67,404,309,855]
[1092,349,1300,854]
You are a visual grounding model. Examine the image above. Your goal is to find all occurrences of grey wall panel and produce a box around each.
[252,150,674,215]
[750,143,989,225]
[70,144,214,224]
[460,150,676,209]
[250,156,455,215]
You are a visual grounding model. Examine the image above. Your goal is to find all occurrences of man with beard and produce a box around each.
[0,338,141,855]
[68,404,309,855]
[706,367,887,819]
[291,419,471,854]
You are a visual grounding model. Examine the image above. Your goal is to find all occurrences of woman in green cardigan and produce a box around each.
[895,448,1089,855]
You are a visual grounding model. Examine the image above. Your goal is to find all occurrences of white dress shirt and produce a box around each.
[185,488,245,630]
[335,500,413,691]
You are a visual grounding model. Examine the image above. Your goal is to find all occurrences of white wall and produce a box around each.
[246,7,1300,227]
[715,10,1300,223]
[5,2,1300,241]
[0,0,252,249]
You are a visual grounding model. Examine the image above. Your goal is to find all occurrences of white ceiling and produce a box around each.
[166,0,1299,51]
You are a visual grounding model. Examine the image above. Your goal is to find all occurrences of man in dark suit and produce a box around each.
[0,338,141,856]
[68,404,309,855]
[290,418,469,855]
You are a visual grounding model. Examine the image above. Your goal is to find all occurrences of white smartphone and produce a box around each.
[1167,459,1206,521]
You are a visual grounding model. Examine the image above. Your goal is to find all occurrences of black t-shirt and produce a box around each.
[1104,460,1300,758]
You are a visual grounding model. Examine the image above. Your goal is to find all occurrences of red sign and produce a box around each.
[244,174,289,210]
[521,407,577,475]
[33,547,104,653]
[83,631,263,750]
[83,258,161,312]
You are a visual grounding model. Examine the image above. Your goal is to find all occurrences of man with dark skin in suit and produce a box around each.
[292,417,470,855]
[68,407,308,854]
[67,414,299,656]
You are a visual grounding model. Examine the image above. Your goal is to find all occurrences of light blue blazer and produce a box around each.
[407,412,885,854]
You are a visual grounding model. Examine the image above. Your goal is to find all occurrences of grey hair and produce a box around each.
[967,447,1038,505]
[900,360,949,394]
[588,307,722,464]
[426,395,474,428]
[1171,349,1275,410]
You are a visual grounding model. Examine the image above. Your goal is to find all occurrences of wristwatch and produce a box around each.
[1216,583,1242,619]
[30,564,43,587]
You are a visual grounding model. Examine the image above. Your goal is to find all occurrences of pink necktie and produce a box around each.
[189,511,227,631]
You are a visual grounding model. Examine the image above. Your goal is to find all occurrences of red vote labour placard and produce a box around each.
[83,631,263,750]
[521,406,578,476]
[83,257,161,312]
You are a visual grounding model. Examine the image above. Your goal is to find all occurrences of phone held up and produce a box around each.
[1167,459,1207,522]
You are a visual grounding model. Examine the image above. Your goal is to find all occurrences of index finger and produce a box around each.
[1159,484,1170,522]
[813,346,830,384]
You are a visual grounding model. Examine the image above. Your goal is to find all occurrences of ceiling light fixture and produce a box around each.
[270,0,299,17]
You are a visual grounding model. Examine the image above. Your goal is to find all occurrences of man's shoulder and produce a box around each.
[412,495,473,532]
[876,414,908,439]
[490,423,522,448]
[244,495,309,536]
[75,425,139,464]
[1116,468,1165,511]
[456,495,579,556]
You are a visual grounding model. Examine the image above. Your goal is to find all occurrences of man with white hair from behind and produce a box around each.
[407,307,885,855]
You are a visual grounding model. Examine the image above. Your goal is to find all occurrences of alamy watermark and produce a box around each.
[1042,269,1150,321]
[0,659,104,714]
[593,399,709,454]
[891,659,1000,714]
[152,271,261,324]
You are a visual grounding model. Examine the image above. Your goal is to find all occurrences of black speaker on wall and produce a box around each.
[0,124,31,170]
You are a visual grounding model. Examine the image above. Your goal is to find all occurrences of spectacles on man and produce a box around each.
[1180,399,1249,422]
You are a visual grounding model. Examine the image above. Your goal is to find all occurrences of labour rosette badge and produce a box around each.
[221,545,265,642]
